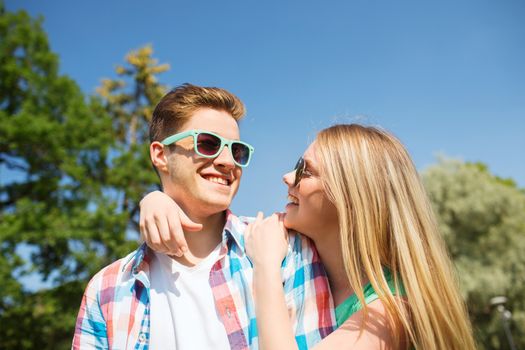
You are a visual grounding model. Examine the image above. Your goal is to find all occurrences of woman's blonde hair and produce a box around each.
[315,124,476,350]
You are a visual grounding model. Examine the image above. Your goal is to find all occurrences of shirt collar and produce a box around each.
[222,209,247,255]
[121,243,151,275]
[123,210,248,274]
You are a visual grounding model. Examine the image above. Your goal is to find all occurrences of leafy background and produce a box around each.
[1,2,524,349]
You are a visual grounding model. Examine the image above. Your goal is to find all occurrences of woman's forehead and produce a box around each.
[303,142,318,166]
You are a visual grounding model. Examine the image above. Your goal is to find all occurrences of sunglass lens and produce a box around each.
[231,142,250,166]
[294,157,304,170]
[294,157,304,186]
[196,133,221,156]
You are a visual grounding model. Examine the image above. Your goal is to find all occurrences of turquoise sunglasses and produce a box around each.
[161,129,255,167]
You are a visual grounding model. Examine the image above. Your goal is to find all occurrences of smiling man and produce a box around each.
[72,84,334,350]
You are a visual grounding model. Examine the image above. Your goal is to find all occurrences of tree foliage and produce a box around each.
[423,158,525,349]
[96,44,168,229]
[0,4,168,349]
[1,4,524,350]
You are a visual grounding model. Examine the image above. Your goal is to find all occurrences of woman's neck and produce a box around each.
[312,232,352,306]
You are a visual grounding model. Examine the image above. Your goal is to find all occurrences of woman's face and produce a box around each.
[283,142,339,240]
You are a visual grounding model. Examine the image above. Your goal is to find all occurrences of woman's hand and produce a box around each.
[139,191,202,256]
[245,212,289,269]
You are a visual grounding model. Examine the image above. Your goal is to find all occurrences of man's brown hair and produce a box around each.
[149,83,246,143]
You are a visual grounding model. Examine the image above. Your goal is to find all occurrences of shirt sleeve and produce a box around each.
[281,232,336,350]
[72,272,109,350]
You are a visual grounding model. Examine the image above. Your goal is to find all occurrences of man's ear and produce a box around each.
[150,141,169,174]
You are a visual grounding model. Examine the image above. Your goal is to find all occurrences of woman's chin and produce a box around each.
[283,212,293,229]
[283,211,299,232]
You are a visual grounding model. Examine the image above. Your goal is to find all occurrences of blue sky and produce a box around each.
[6,0,525,217]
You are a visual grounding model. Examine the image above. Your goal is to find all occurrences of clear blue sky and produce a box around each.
[6,0,525,217]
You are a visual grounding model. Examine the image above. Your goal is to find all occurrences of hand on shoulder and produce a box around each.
[245,212,289,269]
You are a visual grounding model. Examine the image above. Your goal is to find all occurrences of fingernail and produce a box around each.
[175,250,183,257]
[181,246,188,253]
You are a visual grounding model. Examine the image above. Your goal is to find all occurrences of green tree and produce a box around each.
[422,158,525,349]
[0,4,168,348]
[96,44,169,229]
[0,5,109,348]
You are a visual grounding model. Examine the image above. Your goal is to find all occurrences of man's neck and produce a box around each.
[173,209,227,267]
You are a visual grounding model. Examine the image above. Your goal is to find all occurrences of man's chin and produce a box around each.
[201,197,232,214]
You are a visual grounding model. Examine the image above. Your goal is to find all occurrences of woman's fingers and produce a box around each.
[145,217,168,254]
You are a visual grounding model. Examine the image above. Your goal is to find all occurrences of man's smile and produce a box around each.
[202,174,231,186]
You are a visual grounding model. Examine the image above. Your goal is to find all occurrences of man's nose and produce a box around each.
[214,145,236,169]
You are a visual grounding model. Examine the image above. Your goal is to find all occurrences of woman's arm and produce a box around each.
[246,213,403,350]
[245,212,299,350]
[139,190,202,255]
[253,263,298,350]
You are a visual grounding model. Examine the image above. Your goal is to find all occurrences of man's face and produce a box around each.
[163,108,243,217]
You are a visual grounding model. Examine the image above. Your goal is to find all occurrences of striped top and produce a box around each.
[72,211,335,349]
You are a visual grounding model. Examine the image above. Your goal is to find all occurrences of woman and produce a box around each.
[141,124,477,349]
[244,124,476,349]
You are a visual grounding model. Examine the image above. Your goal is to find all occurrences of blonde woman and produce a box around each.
[242,124,477,349]
[140,124,476,349]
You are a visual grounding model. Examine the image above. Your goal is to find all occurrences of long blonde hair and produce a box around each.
[315,124,476,350]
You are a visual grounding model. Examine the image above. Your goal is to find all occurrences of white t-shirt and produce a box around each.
[149,245,231,349]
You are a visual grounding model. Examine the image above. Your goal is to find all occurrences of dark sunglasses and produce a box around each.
[161,129,255,167]
[293,156,306,187]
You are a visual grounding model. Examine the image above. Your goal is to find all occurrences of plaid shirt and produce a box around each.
[72,211,335,350]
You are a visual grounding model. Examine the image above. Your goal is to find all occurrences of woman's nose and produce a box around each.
[283,170,295,187]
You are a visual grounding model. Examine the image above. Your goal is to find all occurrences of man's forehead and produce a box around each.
[180,110,240,139]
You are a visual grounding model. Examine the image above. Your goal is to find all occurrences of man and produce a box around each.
[72,84,334,350]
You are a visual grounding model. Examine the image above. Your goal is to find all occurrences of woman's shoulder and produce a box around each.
[335,268,406,326]
[316,298,404,350]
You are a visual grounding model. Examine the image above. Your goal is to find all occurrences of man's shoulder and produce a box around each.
[223,212,252,247]
[83,246,144,299]
[228,212,316,252]
[282,232,328,299]
[226,212,317,263]
[228,212,254,228]
[288,231,316,255]
[282,232,319,277]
